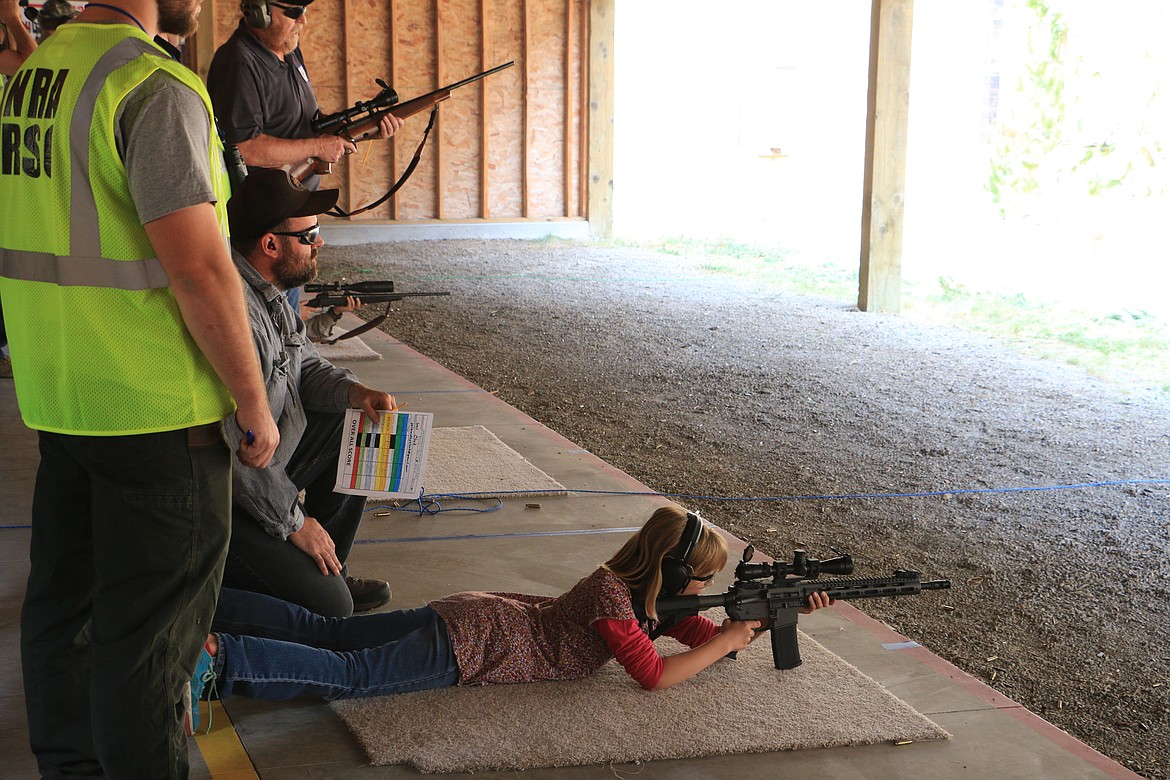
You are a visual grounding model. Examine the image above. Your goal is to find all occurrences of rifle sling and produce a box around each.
[320,303,389,345]
[327,105,440,219]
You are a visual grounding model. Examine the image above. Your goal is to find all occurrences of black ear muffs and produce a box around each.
[241,0,271,29]
[659,512,702,597]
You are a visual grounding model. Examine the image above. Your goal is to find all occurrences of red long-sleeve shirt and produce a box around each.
[595,614,721,689]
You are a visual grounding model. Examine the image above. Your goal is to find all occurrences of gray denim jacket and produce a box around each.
[225,248,357,539]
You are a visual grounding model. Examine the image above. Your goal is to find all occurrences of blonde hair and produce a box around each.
[602,505,729,620]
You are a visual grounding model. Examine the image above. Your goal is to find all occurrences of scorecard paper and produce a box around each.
[335,409,434,498]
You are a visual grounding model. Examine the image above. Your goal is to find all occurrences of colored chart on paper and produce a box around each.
[335,409,433,498]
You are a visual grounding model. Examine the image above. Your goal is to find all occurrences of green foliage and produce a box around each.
[628,237,856,301]
[987,0,1165,210]
[988,0,1070,211]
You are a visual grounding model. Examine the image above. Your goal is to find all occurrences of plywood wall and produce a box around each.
[198,0,587,223]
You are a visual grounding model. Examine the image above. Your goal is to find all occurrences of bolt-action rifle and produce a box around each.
[303,280,450,344]
[303,280,450,309]
[655,546,951,670]
[288,61,515,209]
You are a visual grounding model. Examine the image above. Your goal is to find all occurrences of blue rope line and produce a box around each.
[3,478,1165,529]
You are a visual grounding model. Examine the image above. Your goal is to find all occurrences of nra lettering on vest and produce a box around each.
[1,67,69,178]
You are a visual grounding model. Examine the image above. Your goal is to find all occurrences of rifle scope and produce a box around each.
[735,549,854,581]
[304,280,397,294]
[311,79,398,135]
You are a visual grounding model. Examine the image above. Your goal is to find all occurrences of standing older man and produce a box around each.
[207,0,402,187]
[222,168,395,619]
[0,0,279,776]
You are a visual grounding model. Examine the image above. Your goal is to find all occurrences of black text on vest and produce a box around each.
[1,68,69,179]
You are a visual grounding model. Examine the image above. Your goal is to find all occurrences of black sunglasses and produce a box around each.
[688,572,715,583]
[271,222,320,245]
[270,2,307,20]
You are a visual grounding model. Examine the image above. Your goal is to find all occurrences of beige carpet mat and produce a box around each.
[313,328,381,361]
[421,425,567,497]
[332,618,949,772]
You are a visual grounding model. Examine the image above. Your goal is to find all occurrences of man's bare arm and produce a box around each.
[235,133,355,168]
[144,203,279,467]
[0,0,36,77]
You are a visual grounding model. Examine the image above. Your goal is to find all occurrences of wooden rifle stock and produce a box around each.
[287,61,513,183]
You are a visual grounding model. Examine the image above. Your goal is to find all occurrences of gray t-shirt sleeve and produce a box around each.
[116,69,217,225]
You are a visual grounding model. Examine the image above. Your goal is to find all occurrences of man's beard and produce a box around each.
[273,245,318,291]
[158,0,200,38]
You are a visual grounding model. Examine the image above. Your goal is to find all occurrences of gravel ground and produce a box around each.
[320,238,1170,779]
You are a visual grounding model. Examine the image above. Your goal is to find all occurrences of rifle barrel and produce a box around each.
[388,62,514,121]
[442,61,515,92]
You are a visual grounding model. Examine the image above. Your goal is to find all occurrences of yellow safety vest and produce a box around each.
[0,23,235,435]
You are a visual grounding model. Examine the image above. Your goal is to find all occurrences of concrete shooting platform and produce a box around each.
[0,319,1142,779]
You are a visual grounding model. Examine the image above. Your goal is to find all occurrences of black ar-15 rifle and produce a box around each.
[303,280,450,344]
[655,546,951,670]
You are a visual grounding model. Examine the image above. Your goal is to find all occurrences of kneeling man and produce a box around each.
[224,168,393,617]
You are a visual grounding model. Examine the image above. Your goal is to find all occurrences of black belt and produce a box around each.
[186,422,223,447]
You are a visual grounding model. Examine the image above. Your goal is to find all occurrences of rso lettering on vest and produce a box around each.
[1,67,69,179]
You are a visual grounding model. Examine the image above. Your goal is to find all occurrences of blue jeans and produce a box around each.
[210,588,460,701]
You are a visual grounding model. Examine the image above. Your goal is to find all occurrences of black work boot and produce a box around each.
[345,576,392,612]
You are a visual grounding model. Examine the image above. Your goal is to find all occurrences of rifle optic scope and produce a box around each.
[305,280,397,294]
[735,548,854,581]
[311,80,398,135]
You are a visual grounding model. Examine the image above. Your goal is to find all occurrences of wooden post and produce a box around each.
[858,0,914,313]
[577,0,588,219]
[434,0,445,220]
[191,0,218,81]
[521,0,531,218]
[480,0,490,218]
[342,0,355,217]
[563,0,574,218]
[587,0,615,237]
[389,7,400,221]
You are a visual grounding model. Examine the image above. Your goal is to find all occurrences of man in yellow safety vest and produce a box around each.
[0,1,279,776]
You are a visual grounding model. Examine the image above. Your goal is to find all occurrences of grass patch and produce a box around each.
[629,237,1170,397]
[628,237,860,302]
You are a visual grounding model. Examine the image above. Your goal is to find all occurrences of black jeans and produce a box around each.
[222,410,366,618]
[22,424,230,779]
